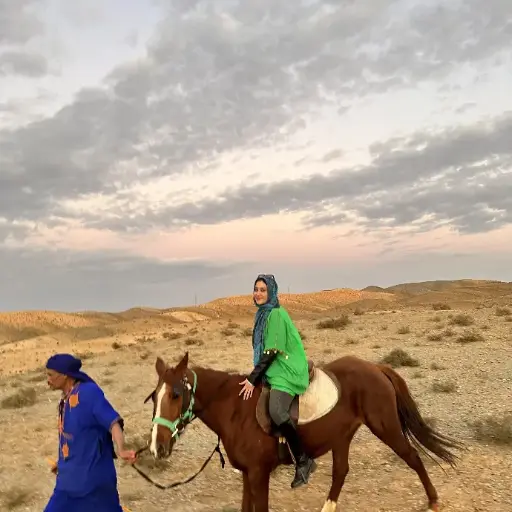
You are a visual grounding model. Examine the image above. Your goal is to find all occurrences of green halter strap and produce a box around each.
[152,369,197,440]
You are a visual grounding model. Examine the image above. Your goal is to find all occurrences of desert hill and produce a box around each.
[0,279,511,350]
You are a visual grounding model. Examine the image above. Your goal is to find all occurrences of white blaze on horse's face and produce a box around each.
[150,382,167,458]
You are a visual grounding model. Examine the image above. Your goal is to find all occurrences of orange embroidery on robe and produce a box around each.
[61,443,69,458]
[68,393,79,408]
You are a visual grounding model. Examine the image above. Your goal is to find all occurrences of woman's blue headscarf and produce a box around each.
[252,274,280,369]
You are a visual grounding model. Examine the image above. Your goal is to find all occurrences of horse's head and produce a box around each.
[144,352,196,459]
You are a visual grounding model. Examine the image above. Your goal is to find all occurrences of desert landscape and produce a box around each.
[0,279,511,511]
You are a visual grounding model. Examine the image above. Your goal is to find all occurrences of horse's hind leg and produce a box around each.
[321,421,360,512]
[366,410,439,511]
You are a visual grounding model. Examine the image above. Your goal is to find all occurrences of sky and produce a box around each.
[1,0,511,312]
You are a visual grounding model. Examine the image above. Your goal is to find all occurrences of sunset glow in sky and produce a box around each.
[1,0,511,311]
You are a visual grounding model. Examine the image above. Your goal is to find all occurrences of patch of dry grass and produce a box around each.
[449,313,474,326]
[379,348,420,368]
[184,337,204,346]
[316,315,351,330]
[471,413,512,446]
[0,487,32,510]
[457,329,484,344]
[495,307,511,317]
[432,380,457,393]
[432,303,451,310]
[1,387,37,409]
[162,331,181,340]
[396,325,411,334]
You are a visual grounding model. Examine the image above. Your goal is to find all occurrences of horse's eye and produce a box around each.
[172,385,181,399]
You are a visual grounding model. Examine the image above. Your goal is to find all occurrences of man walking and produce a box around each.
[44,353,137,512]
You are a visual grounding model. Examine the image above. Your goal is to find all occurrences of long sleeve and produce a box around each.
[263,308,288,357]
[247,351,277,385]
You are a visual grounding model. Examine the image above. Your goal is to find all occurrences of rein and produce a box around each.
[130,436,225,490]
[131,368,226,490]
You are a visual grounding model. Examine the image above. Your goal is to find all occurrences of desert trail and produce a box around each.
[0,279,511,511]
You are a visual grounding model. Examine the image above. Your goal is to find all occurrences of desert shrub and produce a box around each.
[432,380,456,393]
[163,331,181,340]
[380,348,419,368]
[397,325,410,334]
[0,487,32,510]
[471,413,512,445]
[495,307,511,317]
[184,337,204,346]
[242,327,252,337]
[1,387,37,409]
[220,328,235,336]
[432,303,451,311]
[316,315,351,330]
[427,332,443,341]
[456,329,484,344]
[449,314,474,326]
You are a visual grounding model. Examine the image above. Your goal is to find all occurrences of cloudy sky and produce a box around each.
[1,0,511,312]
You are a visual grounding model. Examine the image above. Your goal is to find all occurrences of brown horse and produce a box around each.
[144,352,463,511]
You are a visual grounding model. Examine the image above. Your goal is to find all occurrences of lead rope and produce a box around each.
[129,435,225,490]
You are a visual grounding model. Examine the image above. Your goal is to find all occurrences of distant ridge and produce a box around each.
[1,279,511,346]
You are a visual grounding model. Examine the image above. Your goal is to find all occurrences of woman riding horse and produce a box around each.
[239,274,316,488]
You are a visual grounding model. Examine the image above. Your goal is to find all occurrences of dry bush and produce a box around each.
[316,315,351,330]
[432,380,457,393]
[432,303,451,310]
[397,325,410,334]
[442,328,455,337]
[184,337,204,346]
[220,328,236,336]
[379,348,420,368]
[111,341,121,350]
[1,387,37,409]
[449,314,474,326]
[495,307,511,317]
[457,330,484,344]
[227,321,240,328]
[242,327,252,337]
[0,487,32,510]
[427,332,443,341]
[471,413,512,446]
[353,308,364,315]
[162,331,181,340]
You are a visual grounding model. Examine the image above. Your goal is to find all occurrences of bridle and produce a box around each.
[150,369,198,440]
[133,368,225,490]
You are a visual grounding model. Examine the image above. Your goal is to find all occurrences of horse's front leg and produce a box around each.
[248,468,270,512]
[242,471,253,512]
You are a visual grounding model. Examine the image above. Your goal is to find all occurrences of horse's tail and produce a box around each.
[377,363,464,468]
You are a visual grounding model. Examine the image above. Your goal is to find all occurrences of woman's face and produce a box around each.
[253,279,268,305]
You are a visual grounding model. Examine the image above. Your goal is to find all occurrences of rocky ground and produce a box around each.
[0,292,511,511]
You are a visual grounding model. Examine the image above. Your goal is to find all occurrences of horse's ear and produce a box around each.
[144,390,155,404]
[175,352,189,376]
[155,356,167,377]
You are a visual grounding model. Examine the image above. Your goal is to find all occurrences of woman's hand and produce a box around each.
[239,378,255,400]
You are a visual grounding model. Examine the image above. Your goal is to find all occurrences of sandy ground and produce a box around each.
[0,302,511,511]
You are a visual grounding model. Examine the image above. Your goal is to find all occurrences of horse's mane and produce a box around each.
[190,364,246,400]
